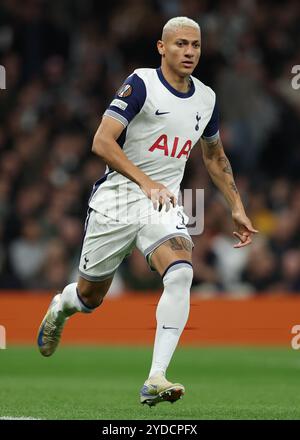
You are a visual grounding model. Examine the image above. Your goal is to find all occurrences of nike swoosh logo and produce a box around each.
[163,325,179,330]
[176,226,186,230]
[155,110,170,115]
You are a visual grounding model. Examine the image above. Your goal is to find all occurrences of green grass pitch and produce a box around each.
[0,345,300,420]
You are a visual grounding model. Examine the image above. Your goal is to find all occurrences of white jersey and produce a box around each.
[89,67,219,221]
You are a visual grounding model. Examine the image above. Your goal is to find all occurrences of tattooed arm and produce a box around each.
[200,137,240,210]
[200,137,258,248]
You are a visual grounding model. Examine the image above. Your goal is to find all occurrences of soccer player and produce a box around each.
[37,17,257,406]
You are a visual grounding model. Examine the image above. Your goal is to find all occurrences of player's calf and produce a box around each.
[77,276,113,309]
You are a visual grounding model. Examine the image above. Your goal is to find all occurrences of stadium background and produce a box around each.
[0,0,300,420]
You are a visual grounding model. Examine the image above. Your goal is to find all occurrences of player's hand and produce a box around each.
[232,210,258,248]
[140,179,177,212]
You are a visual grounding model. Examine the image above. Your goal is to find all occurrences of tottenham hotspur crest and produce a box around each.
[195,112,201,131]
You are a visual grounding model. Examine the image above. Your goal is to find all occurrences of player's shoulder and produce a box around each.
[121,68,155,91]
[130,68,157,82]
[191,76,216,105]
[117,69,150,98]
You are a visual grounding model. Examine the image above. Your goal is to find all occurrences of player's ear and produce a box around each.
[157,40,165,57]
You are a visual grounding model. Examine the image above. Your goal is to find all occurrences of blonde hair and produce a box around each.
[162,17,200,40]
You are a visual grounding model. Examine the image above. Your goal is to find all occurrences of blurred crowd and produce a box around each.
[0,0,299,295]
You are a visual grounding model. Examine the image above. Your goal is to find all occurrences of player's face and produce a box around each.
[158,27,201,77]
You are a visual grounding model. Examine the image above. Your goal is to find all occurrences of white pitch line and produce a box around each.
[0,416,41,420]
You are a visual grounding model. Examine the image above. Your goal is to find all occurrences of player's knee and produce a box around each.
[163,262,193,290]
[78,285,105,308]
[77,276,112,308]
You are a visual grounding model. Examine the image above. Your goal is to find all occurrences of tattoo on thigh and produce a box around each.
[180,238,193,252]
[169,237,183,250]
[167,237,193,252]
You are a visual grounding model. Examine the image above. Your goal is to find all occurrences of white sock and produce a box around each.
[148,262,193,379]
[56,282,95,317]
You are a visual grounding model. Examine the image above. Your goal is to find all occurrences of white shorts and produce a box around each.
[78,205,194,281]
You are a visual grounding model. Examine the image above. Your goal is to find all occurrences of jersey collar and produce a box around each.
[156,67,195,98]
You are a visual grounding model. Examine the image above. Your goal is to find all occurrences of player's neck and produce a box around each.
[160,65,191,93]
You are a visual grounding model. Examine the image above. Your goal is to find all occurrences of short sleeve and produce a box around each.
[104,73,146,127]
[202,98,220,142]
